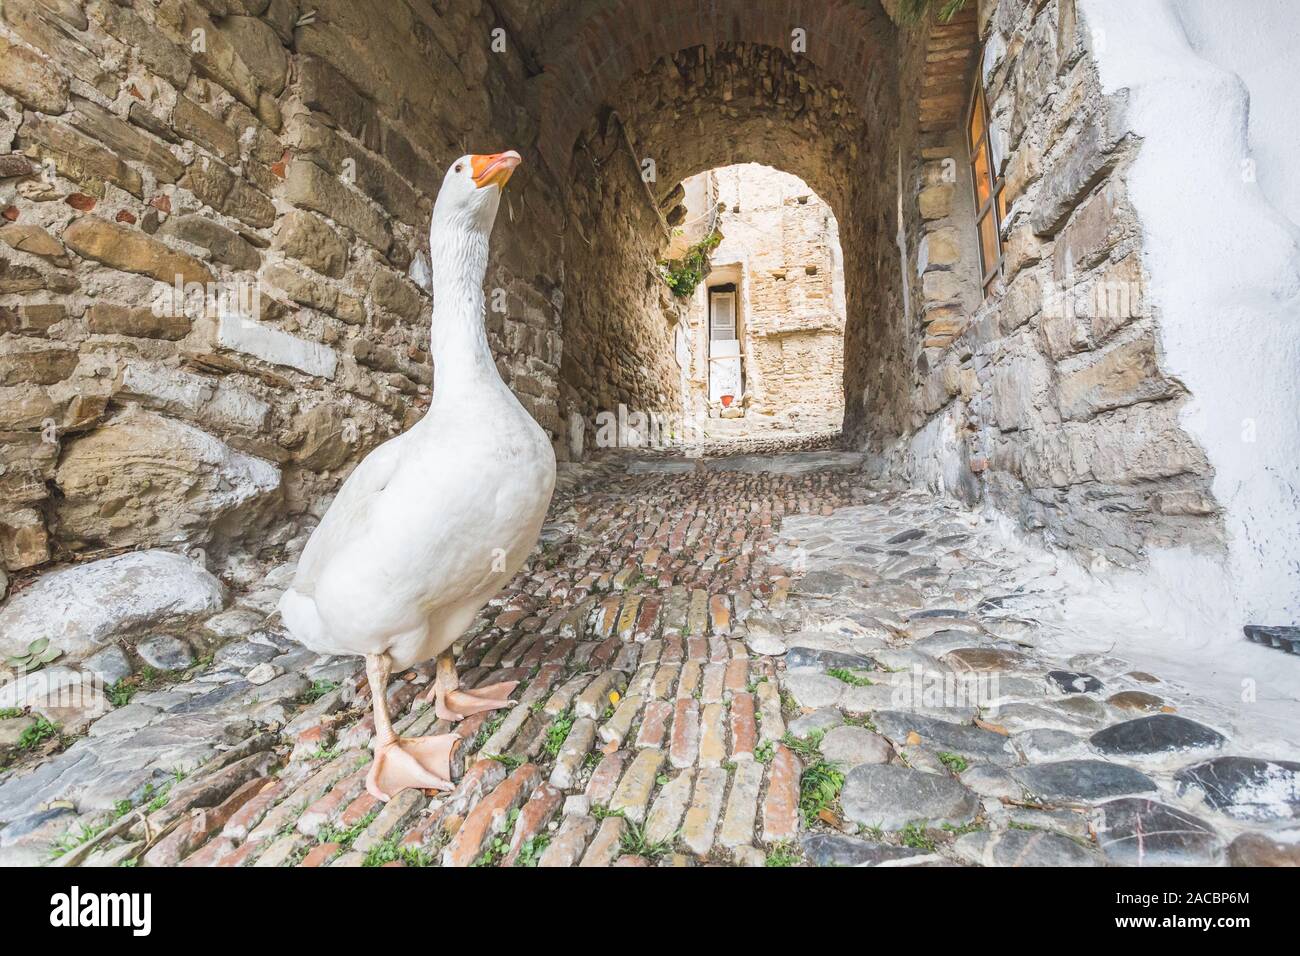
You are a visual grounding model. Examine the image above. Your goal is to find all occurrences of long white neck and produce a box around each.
[427,221,497,392]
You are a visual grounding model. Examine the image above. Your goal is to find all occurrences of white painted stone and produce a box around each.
[0,550,226,662]
[215,311,337,378]
[119,359,271,432]
[1083,0,1300,629]
[908,403,978,503]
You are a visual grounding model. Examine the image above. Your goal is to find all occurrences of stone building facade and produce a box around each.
[0,0,1295,636]
[891,0,1219,573]
[676,163,845,434]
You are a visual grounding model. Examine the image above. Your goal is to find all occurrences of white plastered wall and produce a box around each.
[1081,0,1300,635]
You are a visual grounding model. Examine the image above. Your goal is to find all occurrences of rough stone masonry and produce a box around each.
[0,0,1296,869]
[0,0,1230,598]
[0,0,571,579]
[0,3,1282,682]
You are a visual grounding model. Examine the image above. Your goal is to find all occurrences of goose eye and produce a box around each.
[454,162,464,173]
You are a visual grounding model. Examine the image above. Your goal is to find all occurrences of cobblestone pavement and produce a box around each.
[2,450,1298,867]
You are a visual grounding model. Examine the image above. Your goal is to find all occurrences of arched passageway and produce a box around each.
[556,37,907,457]
[531,0,910,459]
[3,0,1300,872]
[0,0,1290,642]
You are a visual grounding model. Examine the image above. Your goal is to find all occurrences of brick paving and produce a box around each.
[5,448,1299,867]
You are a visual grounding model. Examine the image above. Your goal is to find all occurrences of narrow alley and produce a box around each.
[5,447,1294,868]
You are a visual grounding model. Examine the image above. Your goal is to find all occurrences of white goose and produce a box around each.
[278,150,556,801]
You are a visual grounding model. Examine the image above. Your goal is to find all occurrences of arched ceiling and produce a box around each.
[520,0,898,175]
[605,41,874,219]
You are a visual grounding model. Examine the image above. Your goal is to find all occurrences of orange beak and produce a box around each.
[470,150,521,190]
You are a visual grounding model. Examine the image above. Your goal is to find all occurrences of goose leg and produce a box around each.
[364,653,462,801]
[428,650,519,721]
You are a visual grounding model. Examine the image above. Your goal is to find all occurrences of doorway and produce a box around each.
[708,284,742,409]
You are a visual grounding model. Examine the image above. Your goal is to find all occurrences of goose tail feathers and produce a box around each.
[278,587,329,655]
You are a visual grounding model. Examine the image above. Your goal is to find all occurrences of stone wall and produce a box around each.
[680,163,846,432]
[0,0,567,575]
[0,0,1249,594]
[1080,0,1300,625]
[558,111,686,458]
[605,41,906,453]
[890,0,1223,565]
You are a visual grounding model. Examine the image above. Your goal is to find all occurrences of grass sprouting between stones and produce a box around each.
[900,822,937,851]
[49,821,109,859]
[106,680,136,708]
[783,728,847,826]
[937,751,969,773]
[317,809,379,850]
[764,842,801,867]
[781,729,825,759]
[513,834,550,867]
[474,713,505,752]
[827,667,873,687]
[544,709,575,757]
[18,716,60,751]
[472,808,520,866]
[47,766,187,860]
[302,678,339,703]
[140,781,171,814]
[798,760,845,826]
[842,712,878,732]
[618,818,673,861]
[364,834,433,867]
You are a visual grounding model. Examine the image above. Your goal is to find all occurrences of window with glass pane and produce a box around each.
[967,74,1004,295]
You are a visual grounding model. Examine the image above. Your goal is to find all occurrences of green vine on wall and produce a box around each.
[893,0,970,25]
[661,229,721,298]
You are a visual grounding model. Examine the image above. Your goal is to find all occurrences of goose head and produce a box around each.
[431,150,522,236]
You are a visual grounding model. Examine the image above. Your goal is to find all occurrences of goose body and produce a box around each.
[277,150,555,800]
[278,364,555,670]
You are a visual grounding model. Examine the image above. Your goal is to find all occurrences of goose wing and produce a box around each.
[289,432,409,598]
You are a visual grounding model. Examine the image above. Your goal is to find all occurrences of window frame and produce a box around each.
[708,286,737,344]
[966,72,1005,297]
